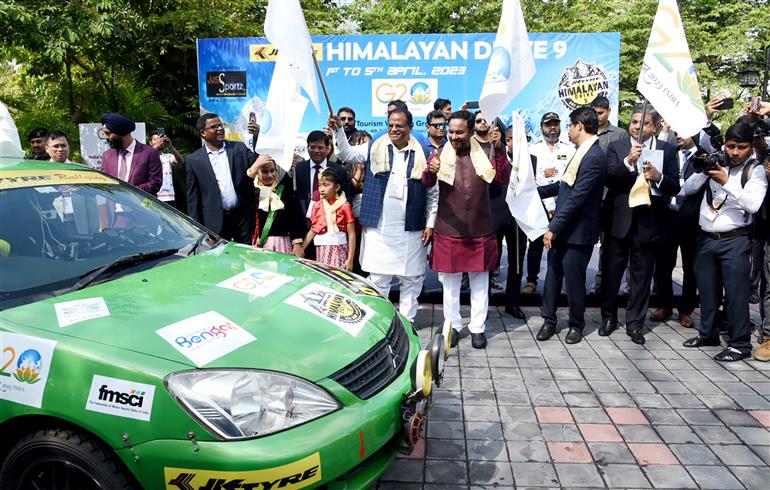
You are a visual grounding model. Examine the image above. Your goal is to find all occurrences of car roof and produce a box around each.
[0,157,88,172]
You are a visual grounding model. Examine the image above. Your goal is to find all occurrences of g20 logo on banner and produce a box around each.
[371,78,438,117]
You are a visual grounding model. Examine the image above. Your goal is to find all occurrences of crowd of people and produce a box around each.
[26,96,770,361]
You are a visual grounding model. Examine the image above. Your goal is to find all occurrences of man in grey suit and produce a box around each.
[186,113,257,243]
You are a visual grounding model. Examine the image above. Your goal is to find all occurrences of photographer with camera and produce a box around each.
[681,122,768,362]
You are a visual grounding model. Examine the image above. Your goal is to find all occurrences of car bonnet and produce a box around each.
[2,244,399,381]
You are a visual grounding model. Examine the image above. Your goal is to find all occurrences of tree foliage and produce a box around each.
[1,0,768,152]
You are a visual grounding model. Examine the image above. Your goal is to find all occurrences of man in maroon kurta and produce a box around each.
[422,110,511,348]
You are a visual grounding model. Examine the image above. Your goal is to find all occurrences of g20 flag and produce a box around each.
[479,0,536,122]
[506,112,548,241]
[637,0,706,138]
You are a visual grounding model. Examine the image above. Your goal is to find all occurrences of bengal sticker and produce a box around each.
[284,285,373,337]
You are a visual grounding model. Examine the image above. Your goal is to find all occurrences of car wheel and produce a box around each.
[0,427,138,490]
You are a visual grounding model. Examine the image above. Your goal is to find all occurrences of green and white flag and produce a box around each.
[637,0,706,138]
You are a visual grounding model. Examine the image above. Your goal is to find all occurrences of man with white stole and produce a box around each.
[330,108,438,325]
[421,110,511,349]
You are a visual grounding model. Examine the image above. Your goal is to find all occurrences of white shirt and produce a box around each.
[307,158,328,195]
[683,160,767,232]
[334,127,438,276]
[206,143,239,209]
[119,139,137,179]
[157,153,176,201]
[669,146,696,210]
[529,140,575,211]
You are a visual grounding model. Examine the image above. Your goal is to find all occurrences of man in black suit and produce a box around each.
[186,113,257,243]
[600,103,680,345]
[651,134,701,327]
[536,107,607,344]
[294,130,350,218]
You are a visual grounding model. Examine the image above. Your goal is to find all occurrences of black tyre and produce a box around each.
[0,427,138,490]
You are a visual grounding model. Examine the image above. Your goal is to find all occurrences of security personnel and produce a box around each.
[682,122,768,362]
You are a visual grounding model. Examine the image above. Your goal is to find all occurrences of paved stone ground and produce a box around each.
[376,305,769,489]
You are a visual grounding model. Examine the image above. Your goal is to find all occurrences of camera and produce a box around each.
[691,150,725,173]
[751,118,770,138]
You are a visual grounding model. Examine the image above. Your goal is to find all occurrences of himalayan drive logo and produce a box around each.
[485,45,512,83]
[557,59,610,110]
[301,290,366,325]
[15,349,43,384]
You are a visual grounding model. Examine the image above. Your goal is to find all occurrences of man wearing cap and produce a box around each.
[26,128,50,160]
[100,113,162,196]
[523,112,576,295]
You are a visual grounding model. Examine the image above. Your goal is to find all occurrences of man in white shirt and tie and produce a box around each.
[682,121,768,362]
[524,112,576,295]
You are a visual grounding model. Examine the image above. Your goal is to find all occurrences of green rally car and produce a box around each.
[0,159,450,489]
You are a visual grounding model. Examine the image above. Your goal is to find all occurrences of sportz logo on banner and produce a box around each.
[206,72,247,98]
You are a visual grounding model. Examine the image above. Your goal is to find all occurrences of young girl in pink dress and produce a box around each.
[302,168,356,270]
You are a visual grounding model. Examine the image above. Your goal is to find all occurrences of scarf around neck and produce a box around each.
[370,134,426,179]
[437,137,495,186]
[322,191,347,233]
[561,135,598,186]
[255,180,285,212]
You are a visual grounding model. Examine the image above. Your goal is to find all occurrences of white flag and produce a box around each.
[637,0,706,138]
[255,57,309,171]
[264,0,320,113]
[506,112,549,241]
[0,100,24,159]
[479,0,535,122]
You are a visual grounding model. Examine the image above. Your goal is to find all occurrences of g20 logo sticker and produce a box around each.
[371,78,438,117]
[1,332,57,408]
[217,268,293,298]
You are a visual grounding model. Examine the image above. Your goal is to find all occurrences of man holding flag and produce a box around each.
[536,107,607,345]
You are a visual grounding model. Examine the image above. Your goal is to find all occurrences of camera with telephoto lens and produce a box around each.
[691,150,726,173]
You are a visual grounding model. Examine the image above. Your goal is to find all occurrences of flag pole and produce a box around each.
[636,96,648,174]
[312,50,334,117]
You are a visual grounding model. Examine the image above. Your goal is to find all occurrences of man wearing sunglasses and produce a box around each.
[422,110,447,155]
[337,107,357,140]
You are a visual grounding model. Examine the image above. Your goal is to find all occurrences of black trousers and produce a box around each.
[653,216,699,315]
[525,235,545,283]
[541,243,593,331]
[601,229,659,332]
[498,223,528,308]
[695,233,752,353]
[220,206,252,244]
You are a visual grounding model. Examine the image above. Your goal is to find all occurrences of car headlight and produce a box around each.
[165,369,340,440]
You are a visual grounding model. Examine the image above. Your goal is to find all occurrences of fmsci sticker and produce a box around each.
[0,332,57,408]
[217,268,292,297]
[165,452,322,490]
[54,297,110,327]
[85,375,156,422]
[156,311,256,367]
[284,285,373,337]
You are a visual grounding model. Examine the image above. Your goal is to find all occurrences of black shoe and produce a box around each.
[505,305,525,319]
[683,335,720,348]
[598,319,618,337]
[536,322,557,341]
[587,283,601,297]
[565,328,583,344]
[450,329,461,348]
[627,329,645,345]
[471,332,487,349]
[713,347,750,362]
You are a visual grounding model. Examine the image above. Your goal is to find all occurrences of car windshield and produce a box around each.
[0,170,214,309]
